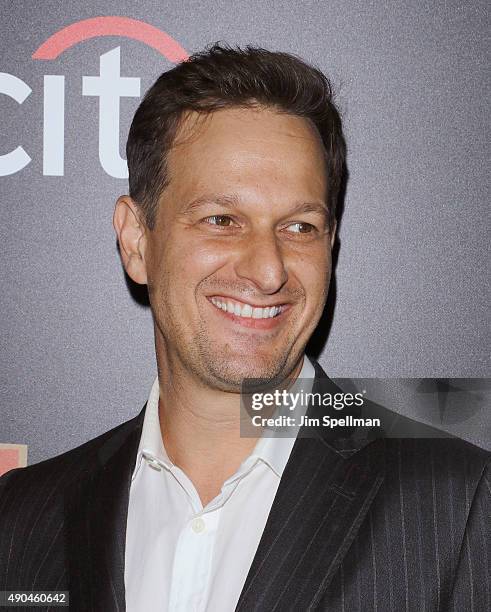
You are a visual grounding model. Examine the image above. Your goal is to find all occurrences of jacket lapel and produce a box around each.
[236,362,386,611]
[65,409,144,612]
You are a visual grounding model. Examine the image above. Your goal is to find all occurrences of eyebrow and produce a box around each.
[181,194,241,214]
[181,194,329,217]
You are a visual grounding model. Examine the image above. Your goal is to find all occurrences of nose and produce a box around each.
[234,230,288,294]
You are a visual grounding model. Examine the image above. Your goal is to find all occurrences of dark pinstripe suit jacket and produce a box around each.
[1,362,490,611]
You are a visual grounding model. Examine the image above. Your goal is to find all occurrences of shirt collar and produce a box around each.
[132,377,170,479]
[132,355,316,480]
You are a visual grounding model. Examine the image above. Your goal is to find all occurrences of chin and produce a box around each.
[200,352,295,392]
[191,323,305,390]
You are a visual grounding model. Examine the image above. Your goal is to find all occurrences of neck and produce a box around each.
[155,336,304,506]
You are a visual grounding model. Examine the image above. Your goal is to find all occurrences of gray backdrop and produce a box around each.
[1,0,489,463]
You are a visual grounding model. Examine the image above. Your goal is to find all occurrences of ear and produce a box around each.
[113,196,148,285]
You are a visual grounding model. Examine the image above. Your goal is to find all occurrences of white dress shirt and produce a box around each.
[124,356,315,612]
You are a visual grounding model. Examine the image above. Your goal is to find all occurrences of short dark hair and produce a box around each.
[126,43,346,230]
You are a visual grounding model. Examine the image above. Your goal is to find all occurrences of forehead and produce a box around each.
[163,106,328,206]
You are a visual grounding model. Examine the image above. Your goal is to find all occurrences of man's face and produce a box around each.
[143,106,334,391]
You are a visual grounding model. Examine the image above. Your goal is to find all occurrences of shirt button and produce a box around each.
[191,517,206,534]
[144,457,162,471]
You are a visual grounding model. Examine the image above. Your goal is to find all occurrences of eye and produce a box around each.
[203,215,235,227]
[286,222,316,234]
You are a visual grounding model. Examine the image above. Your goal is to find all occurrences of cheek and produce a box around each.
[155,238,232,305]
[291,248,331,301]
[179,241,231,282]
[305,272,329,309]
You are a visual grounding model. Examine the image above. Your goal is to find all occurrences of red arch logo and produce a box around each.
[32,16,189,62]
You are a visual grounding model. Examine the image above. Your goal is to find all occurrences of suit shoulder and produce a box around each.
[0,410,143,502]
[384,436,490,490]
[401,434,489,462]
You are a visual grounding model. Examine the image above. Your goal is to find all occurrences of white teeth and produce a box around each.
[210,297,282,319]
[252,307,263,319]
[241,304,253,318]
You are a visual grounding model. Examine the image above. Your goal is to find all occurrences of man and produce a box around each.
[0,44,489,612]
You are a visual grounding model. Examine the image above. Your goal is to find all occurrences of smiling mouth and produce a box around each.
[208,295,288,319]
